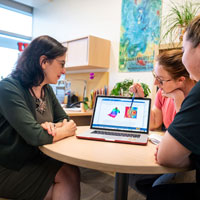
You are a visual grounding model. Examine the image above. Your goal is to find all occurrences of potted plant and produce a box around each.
[110,79,151,97]
[162,0,200,44]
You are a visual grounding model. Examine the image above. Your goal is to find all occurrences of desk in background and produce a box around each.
[40,126,191,200]
[66,110,93,126]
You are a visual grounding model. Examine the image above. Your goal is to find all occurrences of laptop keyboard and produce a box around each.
[91,130,140,138]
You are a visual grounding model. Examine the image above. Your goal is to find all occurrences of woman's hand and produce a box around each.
[52,119,77,142]
[129,83,144,97]
[41,122,56,136]
[41,119,77,142]
[54,122,63,128]
[62,119,77,137]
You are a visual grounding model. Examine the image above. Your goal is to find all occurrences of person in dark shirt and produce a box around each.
[0,35,80,200]
[147,15,200,200]
[128,50,196,196]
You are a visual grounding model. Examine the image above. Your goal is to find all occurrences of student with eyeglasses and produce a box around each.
[0,35,80,200]
[130,49,195,131]
[128,49,196,196]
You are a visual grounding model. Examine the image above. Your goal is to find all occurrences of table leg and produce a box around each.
[114,173,129,200]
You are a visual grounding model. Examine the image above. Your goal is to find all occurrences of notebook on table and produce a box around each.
[76,95,151,145]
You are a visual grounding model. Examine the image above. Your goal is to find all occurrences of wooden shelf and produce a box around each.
[65,110,93,126]
[66,72,109,101]
[65,65,109,71]
[66,110,93,117]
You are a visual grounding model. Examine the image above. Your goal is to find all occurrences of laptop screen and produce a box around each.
[91,96,151,134]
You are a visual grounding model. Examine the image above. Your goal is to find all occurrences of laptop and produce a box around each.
[76,95,151,145]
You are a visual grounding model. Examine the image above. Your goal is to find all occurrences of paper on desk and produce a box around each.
[148,134,163,145]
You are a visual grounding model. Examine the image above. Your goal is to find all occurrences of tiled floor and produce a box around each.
[80,168,145,200]
[80,167,196,200]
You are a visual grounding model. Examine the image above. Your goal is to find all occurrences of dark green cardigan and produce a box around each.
[0,77,69,170]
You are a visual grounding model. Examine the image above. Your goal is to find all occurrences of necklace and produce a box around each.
[30,88,46,115]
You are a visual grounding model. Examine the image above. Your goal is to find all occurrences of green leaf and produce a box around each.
[110,79,151,97]
[161,0,200,42]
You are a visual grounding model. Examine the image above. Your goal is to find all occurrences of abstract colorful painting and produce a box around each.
[108,107,120,118]
[119,0,162,72]
[124,107,138,118]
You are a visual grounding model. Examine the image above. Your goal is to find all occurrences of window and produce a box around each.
[0,46,18,79]
[0,0,33,79]
[0,7,32,37]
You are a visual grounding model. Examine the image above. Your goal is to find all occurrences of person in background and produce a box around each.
[146,14,200,200]
[130,50,195,131]
[0,35,80,200]
[128,49,196,196]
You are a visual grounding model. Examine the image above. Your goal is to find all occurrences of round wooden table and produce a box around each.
[40,126,191,200]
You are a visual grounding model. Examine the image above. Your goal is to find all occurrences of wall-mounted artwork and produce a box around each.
[119,0,162,72]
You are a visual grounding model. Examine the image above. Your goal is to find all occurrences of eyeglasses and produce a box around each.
[55,59,65,68]
[152,71,172,85]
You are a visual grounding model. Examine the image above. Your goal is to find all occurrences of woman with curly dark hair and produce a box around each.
[0,35,80,200]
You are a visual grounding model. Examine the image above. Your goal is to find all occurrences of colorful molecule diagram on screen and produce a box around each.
[125,107,137,118]
[108,107,120,118]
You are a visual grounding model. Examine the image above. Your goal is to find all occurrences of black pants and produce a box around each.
[147,183,200,200]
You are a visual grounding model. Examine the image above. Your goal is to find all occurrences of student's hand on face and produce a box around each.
[41,122,56,136]
[62,119,77,136]
[161,88,184,100]
[129,83,144,97]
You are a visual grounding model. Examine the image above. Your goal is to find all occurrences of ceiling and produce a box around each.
[12,0,52,8]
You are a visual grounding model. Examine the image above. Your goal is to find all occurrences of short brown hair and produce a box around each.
[156,49,189,80]
[186,15,200,48]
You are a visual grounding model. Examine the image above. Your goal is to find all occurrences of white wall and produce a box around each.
[32,0,198,96]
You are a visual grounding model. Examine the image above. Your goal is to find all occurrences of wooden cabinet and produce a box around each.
[63,35,111,71]
[66,110,93,126]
